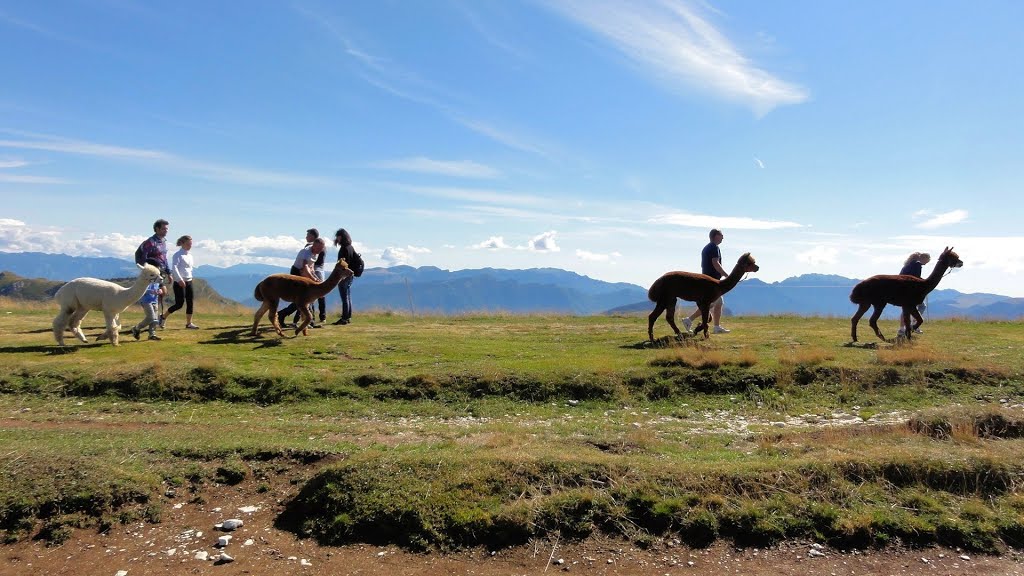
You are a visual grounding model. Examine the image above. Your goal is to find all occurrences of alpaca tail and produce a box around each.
[647,276,664,302]
[254,283,264,302]
[849,282,866,304]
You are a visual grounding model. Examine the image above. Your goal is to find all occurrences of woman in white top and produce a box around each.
[161,235,199,329]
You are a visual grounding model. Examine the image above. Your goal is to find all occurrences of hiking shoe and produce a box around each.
[148,334,162,341]
[713,325,731,334]
[132,326,141,340]
[185,323,200,329]
[682,318,692,333]
[913,328,923,334]
[158,315,166,329]
[897,328,907,337]
[310,323,322,329]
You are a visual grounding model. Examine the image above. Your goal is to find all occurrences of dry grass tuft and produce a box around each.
[875,344,941,365]
[778,346,835,366]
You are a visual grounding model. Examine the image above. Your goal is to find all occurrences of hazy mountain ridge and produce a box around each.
[2,252,1022,319]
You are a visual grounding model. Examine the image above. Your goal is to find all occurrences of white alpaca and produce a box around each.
[52,263,163,346]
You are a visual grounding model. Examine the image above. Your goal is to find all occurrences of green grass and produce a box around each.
[0,307,1022,550]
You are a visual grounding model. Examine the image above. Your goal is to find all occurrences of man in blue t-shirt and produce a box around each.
[683,229,732,334]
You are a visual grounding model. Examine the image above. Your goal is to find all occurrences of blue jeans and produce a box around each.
[338,276,353,320]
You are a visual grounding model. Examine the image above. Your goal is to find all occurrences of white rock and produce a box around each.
[115,571,128,576]
[217,553,234,563]
[300,559,312,566]
[195,531,203,538]
[166,548,177,556]
[808,548,826,558]
[217,535,232,547]
[194,551,208,561]
[555,558,564,565]
[173,503,184,509]
[219,519,243,531]
[960,555,971,561]
[239,505,259,514]
[244,539,254,546]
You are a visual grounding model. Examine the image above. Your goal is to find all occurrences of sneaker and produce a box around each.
[310,323,322,329]
[185,323,200,330]
[897,328,907,337]
[682,317,692,333]
[713,325,731,334]
[132,326,141,340]
[158,315,166,329]
[913,328,923,334]
[148,334,162,341]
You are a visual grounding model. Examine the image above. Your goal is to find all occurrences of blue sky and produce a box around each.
[2,0,1022,296]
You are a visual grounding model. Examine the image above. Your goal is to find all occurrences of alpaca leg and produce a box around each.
[296,304,312,336]
[868,305,887,342]
[901,307,913,341]
[664,301,681,338]
[850,303,870,342]
[648,302,667,342]
[103,311,120,346]
[268,300,285,337]
[251,302,270,336]
[693,305,711,338]
[71,310,90,343]
[910,307,925,333]
[52,309,70,346]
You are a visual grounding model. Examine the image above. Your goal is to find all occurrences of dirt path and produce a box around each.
[3,475,1022,576]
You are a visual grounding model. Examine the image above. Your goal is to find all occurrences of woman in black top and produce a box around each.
[333,228,356,325]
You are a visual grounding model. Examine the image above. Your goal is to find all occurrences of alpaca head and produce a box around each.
[137,262,162,282]
[940,247,963,269]
[737,253,759,273]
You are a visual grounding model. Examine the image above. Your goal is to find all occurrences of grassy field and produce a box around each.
[1,303,1023,552]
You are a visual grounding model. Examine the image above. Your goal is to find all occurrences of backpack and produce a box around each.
[349,250,365,277]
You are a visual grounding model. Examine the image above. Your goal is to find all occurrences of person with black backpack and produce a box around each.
[332,228,363,325]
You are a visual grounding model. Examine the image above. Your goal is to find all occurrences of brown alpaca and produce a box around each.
[251,259,353,337]
[849,246,963,343]
[647,253,759,342]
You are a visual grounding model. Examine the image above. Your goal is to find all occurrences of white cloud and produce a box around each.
[754,156,765,169]
[0,159,30,169]
[576,249,621,262]
[374,157,501,179]
[472,236,509,250]
[915,209,968,229]
[546,0,808,114]
[526,230,560,252]
[380,245,431,266]
[650,212,803,230]
[795,245,839,266]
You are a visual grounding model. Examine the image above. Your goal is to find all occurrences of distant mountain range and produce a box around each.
[2,251,1022,319]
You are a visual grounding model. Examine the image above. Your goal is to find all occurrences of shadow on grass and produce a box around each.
[202,327,285,350]
[0,344,92,355]
[624,334,695,350]
[843,341,880,349]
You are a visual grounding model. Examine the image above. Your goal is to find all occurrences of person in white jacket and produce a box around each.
[161,235,199,329]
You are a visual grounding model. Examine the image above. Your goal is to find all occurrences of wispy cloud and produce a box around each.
[0,131,332,188]
[915,209,968,229]
[295,5,557,158]
[0,158,30,169]
[650,211,803,230]
[546,0,808,114]
[394,183,548,206]
[754,156,765,169]
[0,174,67,184]
[374,157,501,179]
